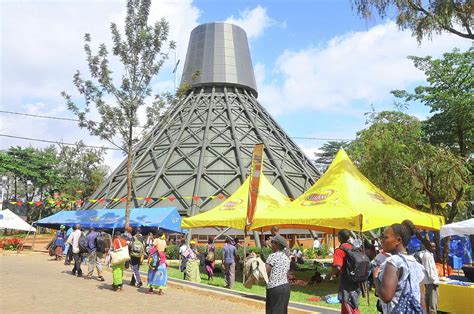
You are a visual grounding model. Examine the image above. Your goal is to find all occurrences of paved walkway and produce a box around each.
[0,253,263,313]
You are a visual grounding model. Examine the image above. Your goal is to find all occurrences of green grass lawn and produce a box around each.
[139,262,378,313]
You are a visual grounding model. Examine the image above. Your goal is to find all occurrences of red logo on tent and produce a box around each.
[220,198,243,210]
[301,189,335,206]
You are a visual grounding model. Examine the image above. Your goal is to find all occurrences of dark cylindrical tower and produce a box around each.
[181,22,258,97]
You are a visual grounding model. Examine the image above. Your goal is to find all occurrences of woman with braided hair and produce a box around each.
[372,220,425,313]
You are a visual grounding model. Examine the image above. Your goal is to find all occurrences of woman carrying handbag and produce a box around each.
[110,231,130,291]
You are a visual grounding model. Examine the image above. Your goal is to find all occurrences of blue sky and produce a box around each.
[1,0,471,169]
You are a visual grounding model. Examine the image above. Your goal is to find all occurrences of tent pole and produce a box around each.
[332,228,336,252]
[243,230,247,284]
[31,222,38,251]
[19,225,33,253]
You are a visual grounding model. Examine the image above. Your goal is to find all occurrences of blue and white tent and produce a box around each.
[35,207,183,233]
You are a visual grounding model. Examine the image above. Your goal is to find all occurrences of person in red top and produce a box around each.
[330,229,361,314]
[111,231,128,291]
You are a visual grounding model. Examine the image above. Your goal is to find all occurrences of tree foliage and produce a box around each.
[62,0,176,228]
[349,111,425,206]
[0,144,107,221]
[349,110,470,223]
[351,0,474,42]
[392,47,474,157]
[314,140,350,172]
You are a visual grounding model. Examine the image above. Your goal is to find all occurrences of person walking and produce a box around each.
[53,225,66,261]
[417,242,439,314]
[330,229,361,314]
[111,231,128,291]
[147,240,168,295]
[179,238,188,280]
[129,228,144,287]
[372,220,425,313]
[153,230,167,253]
[265,234,291,314]
[64,225,74,265]
[183,240,201,282]
[67,224,84,277]
[222,238,237,289]
[85,227,104,281]
[205,238,216,281]
[144,232,154,258]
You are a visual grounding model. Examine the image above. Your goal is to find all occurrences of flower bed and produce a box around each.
[0,238,22,251]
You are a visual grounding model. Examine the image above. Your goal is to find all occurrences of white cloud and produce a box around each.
[258,21,472,116]
[224,5,275,39]
[0,0,201,169]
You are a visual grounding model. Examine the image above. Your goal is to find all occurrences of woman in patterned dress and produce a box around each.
[265,234,291,314]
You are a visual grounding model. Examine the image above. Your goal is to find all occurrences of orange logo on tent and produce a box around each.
[301,189,335,206]
[220,198,243,210]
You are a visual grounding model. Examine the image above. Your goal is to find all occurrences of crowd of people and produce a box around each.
[48,219,439,314]
[330,219,439,314]
[50,224,170,294]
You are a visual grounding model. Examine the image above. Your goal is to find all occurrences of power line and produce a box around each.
[0,110,79,122]
[0,134,121,151]
[0,109,354,142]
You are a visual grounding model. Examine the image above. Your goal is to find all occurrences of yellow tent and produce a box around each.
[181,173,291,230]
[250,149,444,232]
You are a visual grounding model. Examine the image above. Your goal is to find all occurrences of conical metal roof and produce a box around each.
[86,23,321,217]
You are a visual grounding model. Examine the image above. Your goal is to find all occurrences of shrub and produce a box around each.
[317,244,330,258]
[304,248,316,259]
[0,238,22,251]
[165,244,179,260]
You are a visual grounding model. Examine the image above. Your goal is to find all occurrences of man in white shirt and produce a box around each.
[417,243,439,314]
[313,238,321,250]
[67,224,83,277]
[178,238,188,279]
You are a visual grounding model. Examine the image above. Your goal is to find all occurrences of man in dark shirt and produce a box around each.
[331,229,360,314]
[86,227,104,281]
[222,238,237,289]
[130,228,144,287]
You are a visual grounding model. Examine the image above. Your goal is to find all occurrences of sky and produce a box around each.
[1,0,471,171]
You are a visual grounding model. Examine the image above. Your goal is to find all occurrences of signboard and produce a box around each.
[246,144,264,229]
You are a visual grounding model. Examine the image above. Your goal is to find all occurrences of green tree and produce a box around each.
[351,0,474,42]
[392,47,474,157]
[0,146,60,221]
[56,142,108,199]
[349,110,470,223]
[350,111,425,206]
[62,0,175,228]
[314,140,350,172]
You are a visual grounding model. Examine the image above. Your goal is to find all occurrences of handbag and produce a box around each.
[391,255,424,314]
[110,239,130,266]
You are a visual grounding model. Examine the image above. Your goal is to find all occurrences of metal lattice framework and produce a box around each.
[87,85,321,216]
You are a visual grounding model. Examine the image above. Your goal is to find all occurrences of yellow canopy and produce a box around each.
[181,173,291,230]
[250,149,444,232]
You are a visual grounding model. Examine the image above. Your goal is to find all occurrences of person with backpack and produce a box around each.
[85,227,104,281]
[129,228,144,287]
[372,220,425,313]
[330,229,368,314]
[205,238,216,281]
[67,224,84,277]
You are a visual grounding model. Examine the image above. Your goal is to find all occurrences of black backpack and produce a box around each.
[78,233,89,253]
[95,232,107,253]
[339,245,370,283]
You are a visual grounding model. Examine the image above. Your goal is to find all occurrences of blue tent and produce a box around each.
[34,207,183,233]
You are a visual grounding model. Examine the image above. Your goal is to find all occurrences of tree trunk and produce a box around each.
[433,231,442,262]
[125,120,134,230]
[125,144,133,230]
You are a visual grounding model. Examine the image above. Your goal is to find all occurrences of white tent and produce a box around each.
[0,209,36,232]
[440,218,474,239]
